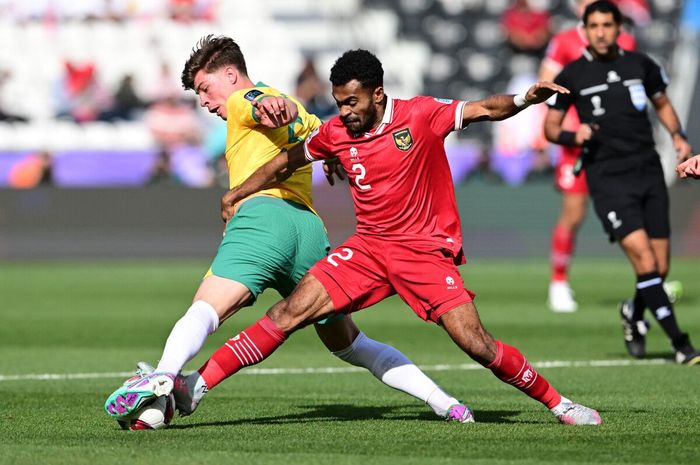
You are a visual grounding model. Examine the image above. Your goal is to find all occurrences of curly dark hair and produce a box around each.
[329,49,383,89]
[181,35,248,90]
[583,0,622,25]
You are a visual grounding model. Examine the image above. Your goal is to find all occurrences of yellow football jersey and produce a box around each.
[225,82,321,213]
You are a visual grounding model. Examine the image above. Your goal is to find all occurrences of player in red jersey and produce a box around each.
[541,0,636,312]
[181,50,601,425]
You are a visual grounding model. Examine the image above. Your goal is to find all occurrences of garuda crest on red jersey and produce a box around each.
[392,128,413,151]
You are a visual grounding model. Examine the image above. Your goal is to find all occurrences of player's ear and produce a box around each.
[373,86,384,104]
[225,66,238,85]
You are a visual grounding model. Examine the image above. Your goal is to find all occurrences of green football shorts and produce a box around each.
[211,196,341,323]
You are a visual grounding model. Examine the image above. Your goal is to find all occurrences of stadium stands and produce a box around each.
[0,0,689,187]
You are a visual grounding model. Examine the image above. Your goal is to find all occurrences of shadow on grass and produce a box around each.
[168,404,529,429]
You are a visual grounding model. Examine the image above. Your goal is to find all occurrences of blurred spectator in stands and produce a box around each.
[617,0,651,27]
[501,0,552,57]
[0,70,27,122]
[294,57,336,120]
[490,69,549,185]
[54,61,113,123]
[8,151,53,188]
[146,62,183,104]
[168,0,217,22]
[148,148,181,186]
[145,95,202,148]
[102,74,147,121]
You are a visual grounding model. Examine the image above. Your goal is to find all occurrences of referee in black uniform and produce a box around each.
[544,0,699,365]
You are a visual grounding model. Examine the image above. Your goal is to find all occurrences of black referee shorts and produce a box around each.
[585,155,670,243]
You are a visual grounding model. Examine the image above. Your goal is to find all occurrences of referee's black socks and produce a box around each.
[636,272,683,343]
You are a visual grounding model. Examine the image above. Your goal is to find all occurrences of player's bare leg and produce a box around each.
[439,303,601,425]
[619,230,699,364]
[315,315,470,421]
[549,192,587,313]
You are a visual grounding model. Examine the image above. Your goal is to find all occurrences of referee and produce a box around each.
[544,0,700,365]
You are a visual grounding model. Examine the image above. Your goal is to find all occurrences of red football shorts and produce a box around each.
[309,234,475,323]
[554,145,588,194]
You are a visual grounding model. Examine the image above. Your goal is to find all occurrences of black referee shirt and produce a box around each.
[549,48,668,165]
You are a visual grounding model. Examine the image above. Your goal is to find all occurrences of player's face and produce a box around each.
[584,11,620,57]
[193,66,237,121]
[332,80,384,136]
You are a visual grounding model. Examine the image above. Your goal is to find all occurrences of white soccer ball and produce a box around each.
[117,394,175,430]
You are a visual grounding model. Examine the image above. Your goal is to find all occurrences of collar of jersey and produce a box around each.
[364,96,394,137]
[582,47,624,61]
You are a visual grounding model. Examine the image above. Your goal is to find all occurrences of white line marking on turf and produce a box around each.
[0,358,671,382]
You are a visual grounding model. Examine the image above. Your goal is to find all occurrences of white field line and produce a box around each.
[0,358,670,382]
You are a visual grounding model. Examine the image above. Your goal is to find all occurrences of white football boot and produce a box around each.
[548,281,578,313]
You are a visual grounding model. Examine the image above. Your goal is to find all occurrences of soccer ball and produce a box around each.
[117,394,175,430]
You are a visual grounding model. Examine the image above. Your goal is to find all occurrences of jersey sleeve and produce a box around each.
[415,96,467,137]
[303,123,334,161]
[542,33,567,74]
[642,55,668,98]
[548,69,573,112]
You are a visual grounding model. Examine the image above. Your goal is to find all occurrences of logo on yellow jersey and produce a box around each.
[244,89,263,101]
[392,128,413,151]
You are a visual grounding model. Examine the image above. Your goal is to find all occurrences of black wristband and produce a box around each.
[556,130,577,146]
[672,129,688,140]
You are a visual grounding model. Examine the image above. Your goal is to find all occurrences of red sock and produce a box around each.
[198,316,286,389]
[487,340,561,409]
[550,225,574,282]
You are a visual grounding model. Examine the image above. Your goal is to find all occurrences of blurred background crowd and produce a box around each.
[0,0,697,189]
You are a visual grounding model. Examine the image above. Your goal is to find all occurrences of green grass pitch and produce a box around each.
[1,258,698,465]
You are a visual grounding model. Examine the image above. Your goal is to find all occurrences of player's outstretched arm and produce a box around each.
[461,81,569,124]
[252,96,298,128]
[677,154,700,179]
[652,93,693,162]
[221,144,310,221]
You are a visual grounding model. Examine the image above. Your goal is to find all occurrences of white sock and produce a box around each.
[550,396,572,414]
[155,300,219,375]
[333,332,459,417]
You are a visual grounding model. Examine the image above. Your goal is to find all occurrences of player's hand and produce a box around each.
[252,97,298,128]
[524,81,570,104]
[676,154,700,179]
[323,158,345,186]
[221,189,241,222]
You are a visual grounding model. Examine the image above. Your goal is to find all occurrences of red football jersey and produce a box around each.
[543,24,636,74]
[304,96,466,259]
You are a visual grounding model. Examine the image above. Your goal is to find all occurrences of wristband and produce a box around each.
[513,94,531,108]
[556,130,577,146]
[672,129,688,140]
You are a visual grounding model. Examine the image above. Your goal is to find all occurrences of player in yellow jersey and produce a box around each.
[105,35,474,424]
